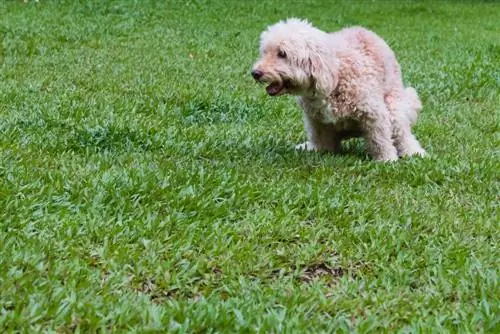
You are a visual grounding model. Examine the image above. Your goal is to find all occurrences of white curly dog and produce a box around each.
[251,19,426,161]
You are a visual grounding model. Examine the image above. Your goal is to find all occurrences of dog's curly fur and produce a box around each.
[251,19,426,161]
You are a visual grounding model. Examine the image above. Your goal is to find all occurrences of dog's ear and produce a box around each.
[308,53,337,96]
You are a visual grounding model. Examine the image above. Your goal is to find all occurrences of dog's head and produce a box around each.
[251,18,335,97]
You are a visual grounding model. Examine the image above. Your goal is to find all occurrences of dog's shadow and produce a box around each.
[226,137,370,169]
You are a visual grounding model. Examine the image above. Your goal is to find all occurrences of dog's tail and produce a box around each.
[404,87,422,126]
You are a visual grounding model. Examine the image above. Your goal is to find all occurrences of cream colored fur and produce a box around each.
[252,19,426,161]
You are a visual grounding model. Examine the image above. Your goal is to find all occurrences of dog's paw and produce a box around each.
[375,155,399,162]
[402,147,427,158]
[295,141,317,151]
[373,150,399,162]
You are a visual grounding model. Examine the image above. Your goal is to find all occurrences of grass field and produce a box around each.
[1,0,499,332]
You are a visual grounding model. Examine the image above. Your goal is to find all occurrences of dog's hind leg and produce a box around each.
[392,115,426,157]
[385,89,426,157]
[358,98,399,161]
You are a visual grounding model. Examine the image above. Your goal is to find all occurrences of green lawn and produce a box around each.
[1,0,499,332]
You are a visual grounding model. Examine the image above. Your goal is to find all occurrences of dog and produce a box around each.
[251,19,426,161]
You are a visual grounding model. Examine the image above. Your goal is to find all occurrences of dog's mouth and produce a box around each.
[266,82,284,96]
[265,80,291,96]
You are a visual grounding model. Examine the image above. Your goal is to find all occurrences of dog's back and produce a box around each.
[330,26,422,125]
[331,27,402,92]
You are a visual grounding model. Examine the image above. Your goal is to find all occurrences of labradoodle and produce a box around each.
[251,19,426,161]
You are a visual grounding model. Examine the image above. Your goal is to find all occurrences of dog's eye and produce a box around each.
[277,50,286,58]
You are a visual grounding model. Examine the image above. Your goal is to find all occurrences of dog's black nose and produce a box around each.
[251,69,263,80]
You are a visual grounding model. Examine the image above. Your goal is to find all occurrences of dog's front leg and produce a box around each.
[295,112,340,153]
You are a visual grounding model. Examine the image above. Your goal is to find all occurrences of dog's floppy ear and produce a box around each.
[308,52,337,96]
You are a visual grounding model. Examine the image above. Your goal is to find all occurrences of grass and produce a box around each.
[0,0,499,332]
